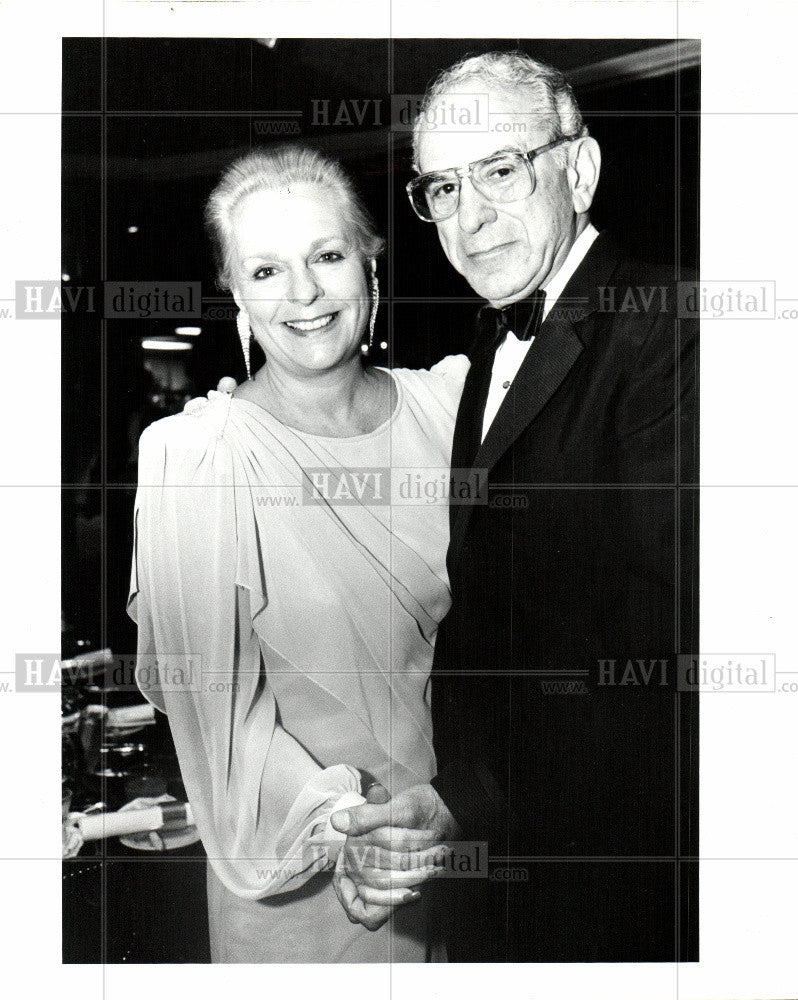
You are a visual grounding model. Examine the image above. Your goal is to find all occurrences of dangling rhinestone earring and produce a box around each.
[368,260,379,352]
[236,308,252,379]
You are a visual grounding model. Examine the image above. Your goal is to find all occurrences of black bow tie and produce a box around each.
[476,289,547,352]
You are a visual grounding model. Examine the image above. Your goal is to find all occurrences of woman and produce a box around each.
[128,145,468,962]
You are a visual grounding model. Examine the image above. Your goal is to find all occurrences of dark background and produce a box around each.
[62,37,699,963]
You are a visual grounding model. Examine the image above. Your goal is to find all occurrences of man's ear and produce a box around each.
[567,137,601,215]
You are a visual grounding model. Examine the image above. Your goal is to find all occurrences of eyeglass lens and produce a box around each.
[416,151,534,220]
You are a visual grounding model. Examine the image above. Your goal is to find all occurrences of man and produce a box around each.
[332,50,698,962]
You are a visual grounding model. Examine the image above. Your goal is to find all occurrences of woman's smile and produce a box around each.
[283,311,339,333]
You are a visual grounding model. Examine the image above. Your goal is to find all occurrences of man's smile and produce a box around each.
[465,241,518,261]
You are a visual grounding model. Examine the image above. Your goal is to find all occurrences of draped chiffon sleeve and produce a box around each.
[127,411,363,900]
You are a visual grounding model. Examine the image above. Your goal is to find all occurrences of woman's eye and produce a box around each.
[317,251,344,263]
[253,266,276,280]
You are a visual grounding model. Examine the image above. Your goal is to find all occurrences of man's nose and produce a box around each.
[457,177,497,234]
[288,266,322,305]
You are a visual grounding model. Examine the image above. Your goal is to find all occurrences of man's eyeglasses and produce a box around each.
[406,136,577,223]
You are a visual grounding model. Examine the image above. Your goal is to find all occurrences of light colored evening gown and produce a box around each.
[128,356,468,962]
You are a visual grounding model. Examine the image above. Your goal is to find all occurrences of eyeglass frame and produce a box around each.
[406,135,579,222]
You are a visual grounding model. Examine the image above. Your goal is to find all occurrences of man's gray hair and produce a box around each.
[412,50,587,169]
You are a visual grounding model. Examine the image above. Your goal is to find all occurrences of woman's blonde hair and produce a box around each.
[205,144,385,290]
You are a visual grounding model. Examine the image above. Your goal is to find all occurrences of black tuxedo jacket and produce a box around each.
[429,233,698,962]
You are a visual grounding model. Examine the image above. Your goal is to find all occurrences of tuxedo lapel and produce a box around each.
[449,318,584,560]
[450,351,493,481]
[474,317,584,473]
[448,325,497,535]
[448,232,620,565]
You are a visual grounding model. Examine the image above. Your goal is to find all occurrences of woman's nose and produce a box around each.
[288,267,322,305]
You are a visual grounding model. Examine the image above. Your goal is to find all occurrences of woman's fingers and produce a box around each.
[358,843,452,872]
[349,825,446,853]
[333,872,361,924]
[338,876,393,931]
[356,884,422,907]
[364,781,391,804]
[334,861,396,932]
[338,873,369,923]
[355,864,441,890]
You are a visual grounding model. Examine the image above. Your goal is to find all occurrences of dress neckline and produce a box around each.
[226,368,402,443]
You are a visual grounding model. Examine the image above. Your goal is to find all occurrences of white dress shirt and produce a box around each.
[480,223,599,442]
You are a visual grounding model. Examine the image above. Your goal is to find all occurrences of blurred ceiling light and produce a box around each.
[255,38,278,49]
[175,326,202,336]
[379,341,388,350]
[127,225,139,234]
[62,273,71,282]
[141,338,192,352]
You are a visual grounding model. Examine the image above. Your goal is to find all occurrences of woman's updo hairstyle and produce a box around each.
[205,144,385,290]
